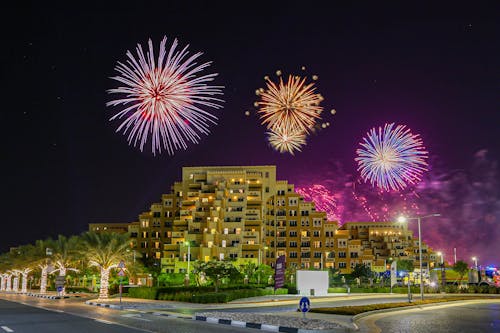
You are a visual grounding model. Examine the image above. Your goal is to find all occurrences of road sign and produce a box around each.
[118,269,125,277]
[118,260,126,269]
[56,286,63,292]
[55,276,66,287]
[299,296,310,313]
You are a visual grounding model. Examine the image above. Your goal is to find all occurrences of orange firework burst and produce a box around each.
[267,127,306,155]
[256,74,323,133]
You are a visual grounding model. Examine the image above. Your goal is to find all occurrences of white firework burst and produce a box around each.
[107,36,224,155]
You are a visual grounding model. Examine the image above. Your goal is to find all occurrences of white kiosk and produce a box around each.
[296,270,329,296]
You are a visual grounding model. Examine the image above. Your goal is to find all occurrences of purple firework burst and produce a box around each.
[355,123,428,191]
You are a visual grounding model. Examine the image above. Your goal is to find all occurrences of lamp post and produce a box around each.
[258,246,268,285]
[437,251,445,288]
[323,252,330,270]
[184,241,191,286]
[472,256,479,283]
[398,213,441,301]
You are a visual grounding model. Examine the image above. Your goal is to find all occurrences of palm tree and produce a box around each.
[81,232,134,299]
[32,238,55,294]
[51,235,81,295]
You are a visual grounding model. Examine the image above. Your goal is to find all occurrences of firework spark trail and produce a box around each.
[356,123,428,191]
[107,36,224,155]
[295,184,339,221]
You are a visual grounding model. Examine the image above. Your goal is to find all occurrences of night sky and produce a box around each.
[3,2,499,264]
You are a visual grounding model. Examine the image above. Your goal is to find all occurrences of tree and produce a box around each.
[51,235,81,295]
[453,260,469,284]
[33,238,55,294]
[239,262,257,283]
[192,260,241,292]
[255,264,274,286]
[81,232,134,299]
[351,264,372,280]
[397,260,414,274]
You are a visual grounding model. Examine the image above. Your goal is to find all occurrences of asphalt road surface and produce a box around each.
[357,300,500,333]
[0,295,252,333]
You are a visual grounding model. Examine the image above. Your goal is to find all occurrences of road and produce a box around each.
[0,295,252,333]
[356,300,500,333]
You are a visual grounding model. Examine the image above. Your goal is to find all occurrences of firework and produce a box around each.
[256,74,323,134]
[267,127,306,155]
[107,36,224,155]
[355,123,428,191]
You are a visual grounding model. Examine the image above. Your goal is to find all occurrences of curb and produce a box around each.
[26,292,70,300]
[193,315,348,333]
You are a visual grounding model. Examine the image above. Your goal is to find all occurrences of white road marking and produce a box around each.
[1,326,14,332]
[120,313,151,322]
[95,319,114,325]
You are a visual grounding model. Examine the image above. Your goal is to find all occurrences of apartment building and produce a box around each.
[89,165,436,275]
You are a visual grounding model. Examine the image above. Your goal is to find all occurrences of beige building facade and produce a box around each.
[89,165,436,275]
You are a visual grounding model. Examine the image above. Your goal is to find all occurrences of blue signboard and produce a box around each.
[299,296,310,313]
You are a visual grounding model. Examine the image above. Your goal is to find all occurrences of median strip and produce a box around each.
[310,296,496,315]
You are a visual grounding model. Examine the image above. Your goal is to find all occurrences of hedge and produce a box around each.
[128,286,288,303]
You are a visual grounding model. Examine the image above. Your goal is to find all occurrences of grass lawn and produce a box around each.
[310,297,492,315]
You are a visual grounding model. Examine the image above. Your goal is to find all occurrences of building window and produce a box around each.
[339,262,347,268]
[289,231,297,237]
[338,252,346,258]
[313,231,320,237]
[290,252,297,258]
[301,252,310,258]
[314,252,322,258]
[289,220,297,227]
[289,241,297,247]
[313,241,321,248]
[222,240,226,248]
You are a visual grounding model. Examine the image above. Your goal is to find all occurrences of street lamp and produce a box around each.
[437,251,445,288]
[398,213,441,301]
[258,246,268,285]
[184,241,191,285]
[322,251,330,270]
[472,256,479,283]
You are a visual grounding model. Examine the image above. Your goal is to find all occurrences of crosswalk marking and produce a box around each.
[1,326,14,332]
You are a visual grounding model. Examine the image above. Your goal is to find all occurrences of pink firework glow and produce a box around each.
[295,150,500,264]
[107,36,224,155]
